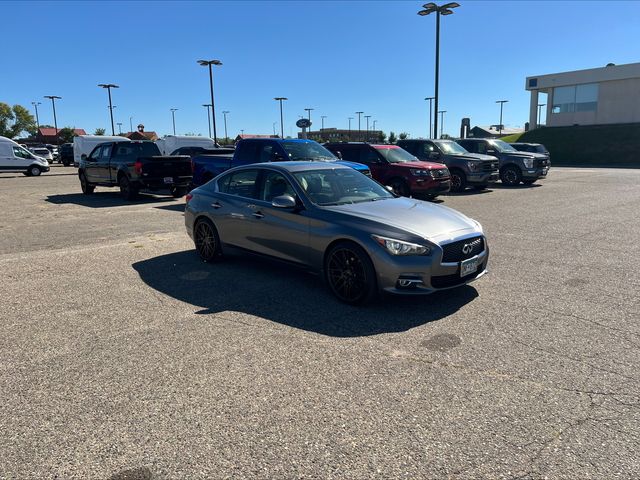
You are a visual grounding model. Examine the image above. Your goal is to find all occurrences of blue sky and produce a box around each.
[3,0,639,139]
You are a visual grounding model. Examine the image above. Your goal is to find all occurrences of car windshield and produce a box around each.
[294,168,394,206]
[374,147,418,163]
[491,140,517,153]
[33,149,50,155]
[281,142,337,161]
[436,141,468,154]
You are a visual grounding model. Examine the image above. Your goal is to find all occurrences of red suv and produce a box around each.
[324,142,450,198]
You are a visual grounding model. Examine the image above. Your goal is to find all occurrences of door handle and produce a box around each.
[252,211,264,219]
[211,202,222,209]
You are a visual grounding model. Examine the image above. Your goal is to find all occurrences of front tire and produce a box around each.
[194,218,222,262]
[500,165,522,186]
[28,165,42,177]
[119,175,138,200]
[79,172,95,194]
[449,169,467,192]
[325,241,376,305]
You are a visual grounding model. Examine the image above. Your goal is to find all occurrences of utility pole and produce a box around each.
[274,97,287,138]
[222,110,230,143]
[355,111,363,141]
[496,100,508,135]
[98,83,119,135]
[170,108,178,135]
[364,115,371,142]
[31,102,41,131]
[44,95,61,145]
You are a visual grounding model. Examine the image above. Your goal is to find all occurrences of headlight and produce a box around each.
[467,161,481,171]
[372,235,432,256]
[410,169,432,177]
[523,158,534,168]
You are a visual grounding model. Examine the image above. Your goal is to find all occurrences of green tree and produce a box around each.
[57,127,77,144]
[388,131,397,144]
[0,102,37,138]
[94,128,106,135]
[399,132,408,140]
[378,131,387,143]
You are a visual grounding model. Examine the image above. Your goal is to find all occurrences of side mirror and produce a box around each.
[81,154,87,160]
[271,194,297,209]
[335,151,343,159]
[273,153,286,162]
[486,149,496,155]
[385,185,394,192]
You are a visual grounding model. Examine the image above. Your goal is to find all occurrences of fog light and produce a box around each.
[396,276,424,289]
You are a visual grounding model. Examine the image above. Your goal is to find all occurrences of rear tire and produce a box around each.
[449,169,467,192]
[194,218,222,262]
[500,165,522,186]
[171,186,187,198]
[119,175,138,200]
[79,172,95,194]
[325,241,377,305]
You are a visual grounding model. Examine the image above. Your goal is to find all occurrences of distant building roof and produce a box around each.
[470,125,524,138]
[38,127,87,136]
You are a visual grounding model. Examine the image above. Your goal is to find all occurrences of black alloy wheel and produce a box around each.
[79,172,95,194]
[194,219,221,262]
[326,242,376,305]
[449,170,466,193]
[387,178,409,197]
[500,166,522,186]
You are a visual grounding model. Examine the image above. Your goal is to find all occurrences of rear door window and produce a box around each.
[219,169,259,199]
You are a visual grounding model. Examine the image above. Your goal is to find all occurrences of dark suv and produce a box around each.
[59,143,74,166]
[510,142,550,160]
[397,139,499,192]
[457,138,550,186]
[324,142,450,199]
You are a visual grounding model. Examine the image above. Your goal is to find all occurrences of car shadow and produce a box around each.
[46,192,178,208]
[132,250,479,338]
[445,188,494,197]
[154,203,186,212]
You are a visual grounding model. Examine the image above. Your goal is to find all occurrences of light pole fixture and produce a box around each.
[31,101,42,130]
[304,108,314,131]
[496,99,508,134]
[197,59,223,145]
[273,122,277,136]
[170,108,178,135]
[129,116,133,134]
[117,122,123,134]
[202,104,212,138]
[418,2,460,142]
[222,110,230,143]
[425,96,435,138]
[364,115,371,142]
[348,117,353,141]
[438,110,447,138]
[537,103,546,126]
[44,95,61,145]
[356,111,364,141]
[98,83,119,135]
[321,115,327,130]
[274,97,287,138]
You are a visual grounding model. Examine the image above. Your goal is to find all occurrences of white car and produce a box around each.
[29,147,54,162]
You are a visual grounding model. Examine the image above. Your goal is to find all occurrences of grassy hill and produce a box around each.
[511,123,640,167]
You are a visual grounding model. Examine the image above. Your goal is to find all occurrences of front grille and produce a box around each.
[441,236,485,263]
[431,262,485,289]
[482,161,499,172]
[535,158,550,168]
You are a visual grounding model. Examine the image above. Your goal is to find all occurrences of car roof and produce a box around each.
[234,161,350,173]
[241,138,314,144]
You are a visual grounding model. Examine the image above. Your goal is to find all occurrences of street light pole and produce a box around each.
[44,95,61,145]
[202,104,212,138]
[117,122,122,134]
[98,83,119,136]
[537,103,546,126]
[418,2,459,142]
[222,111,229,143]
[170,108,178,135]
[438,110,447,138]
[355,111,363,141]
[348,117,353,141]
[198,59,222,145]
[364,115,371,142]
[129,117,133,134]
[31,102,41,131]
[496,99,508,135]
[274,97,287,138]
[321,115,326,130]
[304,108,314,133]
[425,96,435,138]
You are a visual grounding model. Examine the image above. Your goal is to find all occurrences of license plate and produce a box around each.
[163,177,173,184]
[460,257,478,277]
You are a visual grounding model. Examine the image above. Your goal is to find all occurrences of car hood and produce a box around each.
[505,151,546,159]
[325,197,480,244]
[335,160,369,171]
[392,160,445,169]
[447,153,497,162]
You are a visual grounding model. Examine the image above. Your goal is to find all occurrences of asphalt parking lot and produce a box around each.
[1,165,639,479]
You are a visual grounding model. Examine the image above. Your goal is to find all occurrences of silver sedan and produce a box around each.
[185,162,489,304]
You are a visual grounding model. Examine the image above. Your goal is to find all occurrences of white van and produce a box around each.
[155,135,216,156]
[0,136,50,176]
[73,135,130,167]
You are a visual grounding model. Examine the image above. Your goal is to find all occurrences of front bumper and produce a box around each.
[468,171,498,185]
[370,235,490,295]
[409,178,451,195]
[522,166,549,180]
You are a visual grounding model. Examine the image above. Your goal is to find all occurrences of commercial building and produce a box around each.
[297,128,382,142]
[526,62,640,129]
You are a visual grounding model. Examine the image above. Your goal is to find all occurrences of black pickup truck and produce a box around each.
[78,140,192,200]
